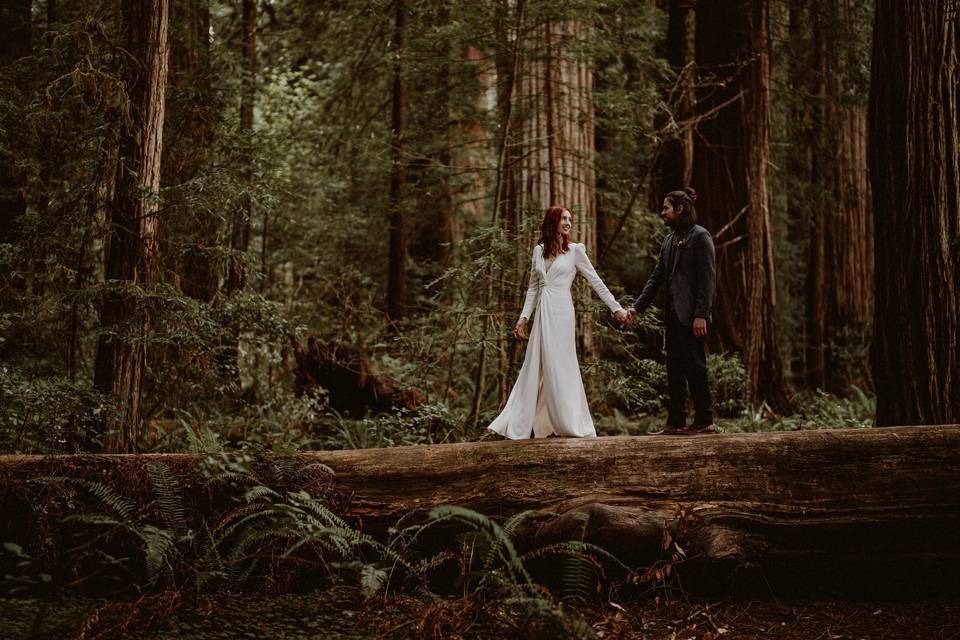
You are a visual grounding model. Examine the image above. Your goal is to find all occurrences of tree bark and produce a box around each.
[93,0,170,453]
[0,0,31,244]
[804,0,873,393]
[648,0,695,211]
[870,0,960,426]
[164,0,216,303]
[514,18,597,354]
[694,0,787,407]
[386,0,408,321]
[225,0,256,297]
[4,426,960,595]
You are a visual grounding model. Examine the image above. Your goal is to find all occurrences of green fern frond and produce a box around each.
[287,491,350,529]
[140,524,177,580]
[483,509,537,571]
[271,456,298,482]
[425,505,532,585]
[62,513,126,528]
[302,462,335,475]
[243,485,281,503]
[72,479,138,523]
[560,553,599,603]
[147,462,186,534]
[527,540,630,573]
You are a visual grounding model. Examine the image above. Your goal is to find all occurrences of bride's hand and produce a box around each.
[513,318,528,339]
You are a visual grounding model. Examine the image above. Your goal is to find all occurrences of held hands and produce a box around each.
[614,308,638,326]
[513,317,529,339]
[693,317,708,337]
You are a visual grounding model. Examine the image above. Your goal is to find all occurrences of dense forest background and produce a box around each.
[0,0,956,455]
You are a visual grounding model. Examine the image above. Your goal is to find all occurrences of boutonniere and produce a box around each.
[674,229,694,253]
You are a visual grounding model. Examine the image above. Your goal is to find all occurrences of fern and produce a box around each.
[147,462,185,534]
[424,505,533,586]
[62,513,125,528]
[243,485,281,502]
[270,455,298,483]
[302,462,335,475]
[520,541,631,573]
[141,524,177,580]
[361,563,388,597]
[72,478,138,523]
[560,553,599,603]
[483,509,537,571]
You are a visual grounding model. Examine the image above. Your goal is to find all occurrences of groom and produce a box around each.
[625,188,717,435]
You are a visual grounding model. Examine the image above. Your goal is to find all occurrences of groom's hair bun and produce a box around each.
[666,188,698,224]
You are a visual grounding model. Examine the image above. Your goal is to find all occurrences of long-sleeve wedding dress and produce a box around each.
[488,243,624,439]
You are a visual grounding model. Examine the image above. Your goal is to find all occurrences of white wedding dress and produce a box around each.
[488,243,624,439]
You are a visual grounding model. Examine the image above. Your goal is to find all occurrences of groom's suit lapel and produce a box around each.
[667,227,695,278]
[665,232,677,278]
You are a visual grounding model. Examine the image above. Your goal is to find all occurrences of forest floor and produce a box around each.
[2,588,958,639]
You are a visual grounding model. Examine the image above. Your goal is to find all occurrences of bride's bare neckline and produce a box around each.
[543,247,568,275]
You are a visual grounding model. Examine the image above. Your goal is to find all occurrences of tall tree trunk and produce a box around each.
[803,0,873,393]
[870,0,960,426]
[694,0,786,407]
[386,0,407,321]
[164,0,216,302]
[225,0,255,296]
[0,0,31,245]
[785,0,814,380]
[741,0,785,405]
[514,19,597,353]
[93,0,170,453]
[648,0,695,211]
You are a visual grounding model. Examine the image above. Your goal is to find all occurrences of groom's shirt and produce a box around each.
[633,223,716,326]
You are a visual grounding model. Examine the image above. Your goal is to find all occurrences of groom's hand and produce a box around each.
[693,317,708,337]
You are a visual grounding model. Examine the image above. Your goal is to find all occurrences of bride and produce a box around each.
[488,206,630,439]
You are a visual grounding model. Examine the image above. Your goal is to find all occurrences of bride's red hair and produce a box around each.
[538,205,570,258]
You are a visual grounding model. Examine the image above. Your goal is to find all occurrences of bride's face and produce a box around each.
[559,210,572,237]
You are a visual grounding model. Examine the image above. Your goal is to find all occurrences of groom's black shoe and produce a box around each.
[649,425,686,436]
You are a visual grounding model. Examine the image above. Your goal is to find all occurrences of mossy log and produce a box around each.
[2,425,960,595]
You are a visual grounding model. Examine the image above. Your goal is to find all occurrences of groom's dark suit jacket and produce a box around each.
[633,223,716,326]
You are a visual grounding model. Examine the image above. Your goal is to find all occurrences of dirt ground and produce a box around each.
[584,597,960,640]
[3,593,958,639]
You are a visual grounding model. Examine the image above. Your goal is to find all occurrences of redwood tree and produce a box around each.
[648,0,695,211]
[386,0,408,321]
[225,0,256,296]
[799,0,873,393]
[0,0,31,244]
[694,0,786,406]
[93,0,170,452]
[164,0,216,302]
[869,0,960,426]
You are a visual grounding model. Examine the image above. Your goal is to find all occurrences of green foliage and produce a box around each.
[795,385,875,430]
[379,505,640,638]
[708,353,750,418]
[0,366,112,453]
[313,402,462,450]
[723,386,875,433]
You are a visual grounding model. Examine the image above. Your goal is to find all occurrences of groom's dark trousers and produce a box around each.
[665,306,713,427]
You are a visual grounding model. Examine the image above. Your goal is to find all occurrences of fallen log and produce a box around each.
[2,425,960,596]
